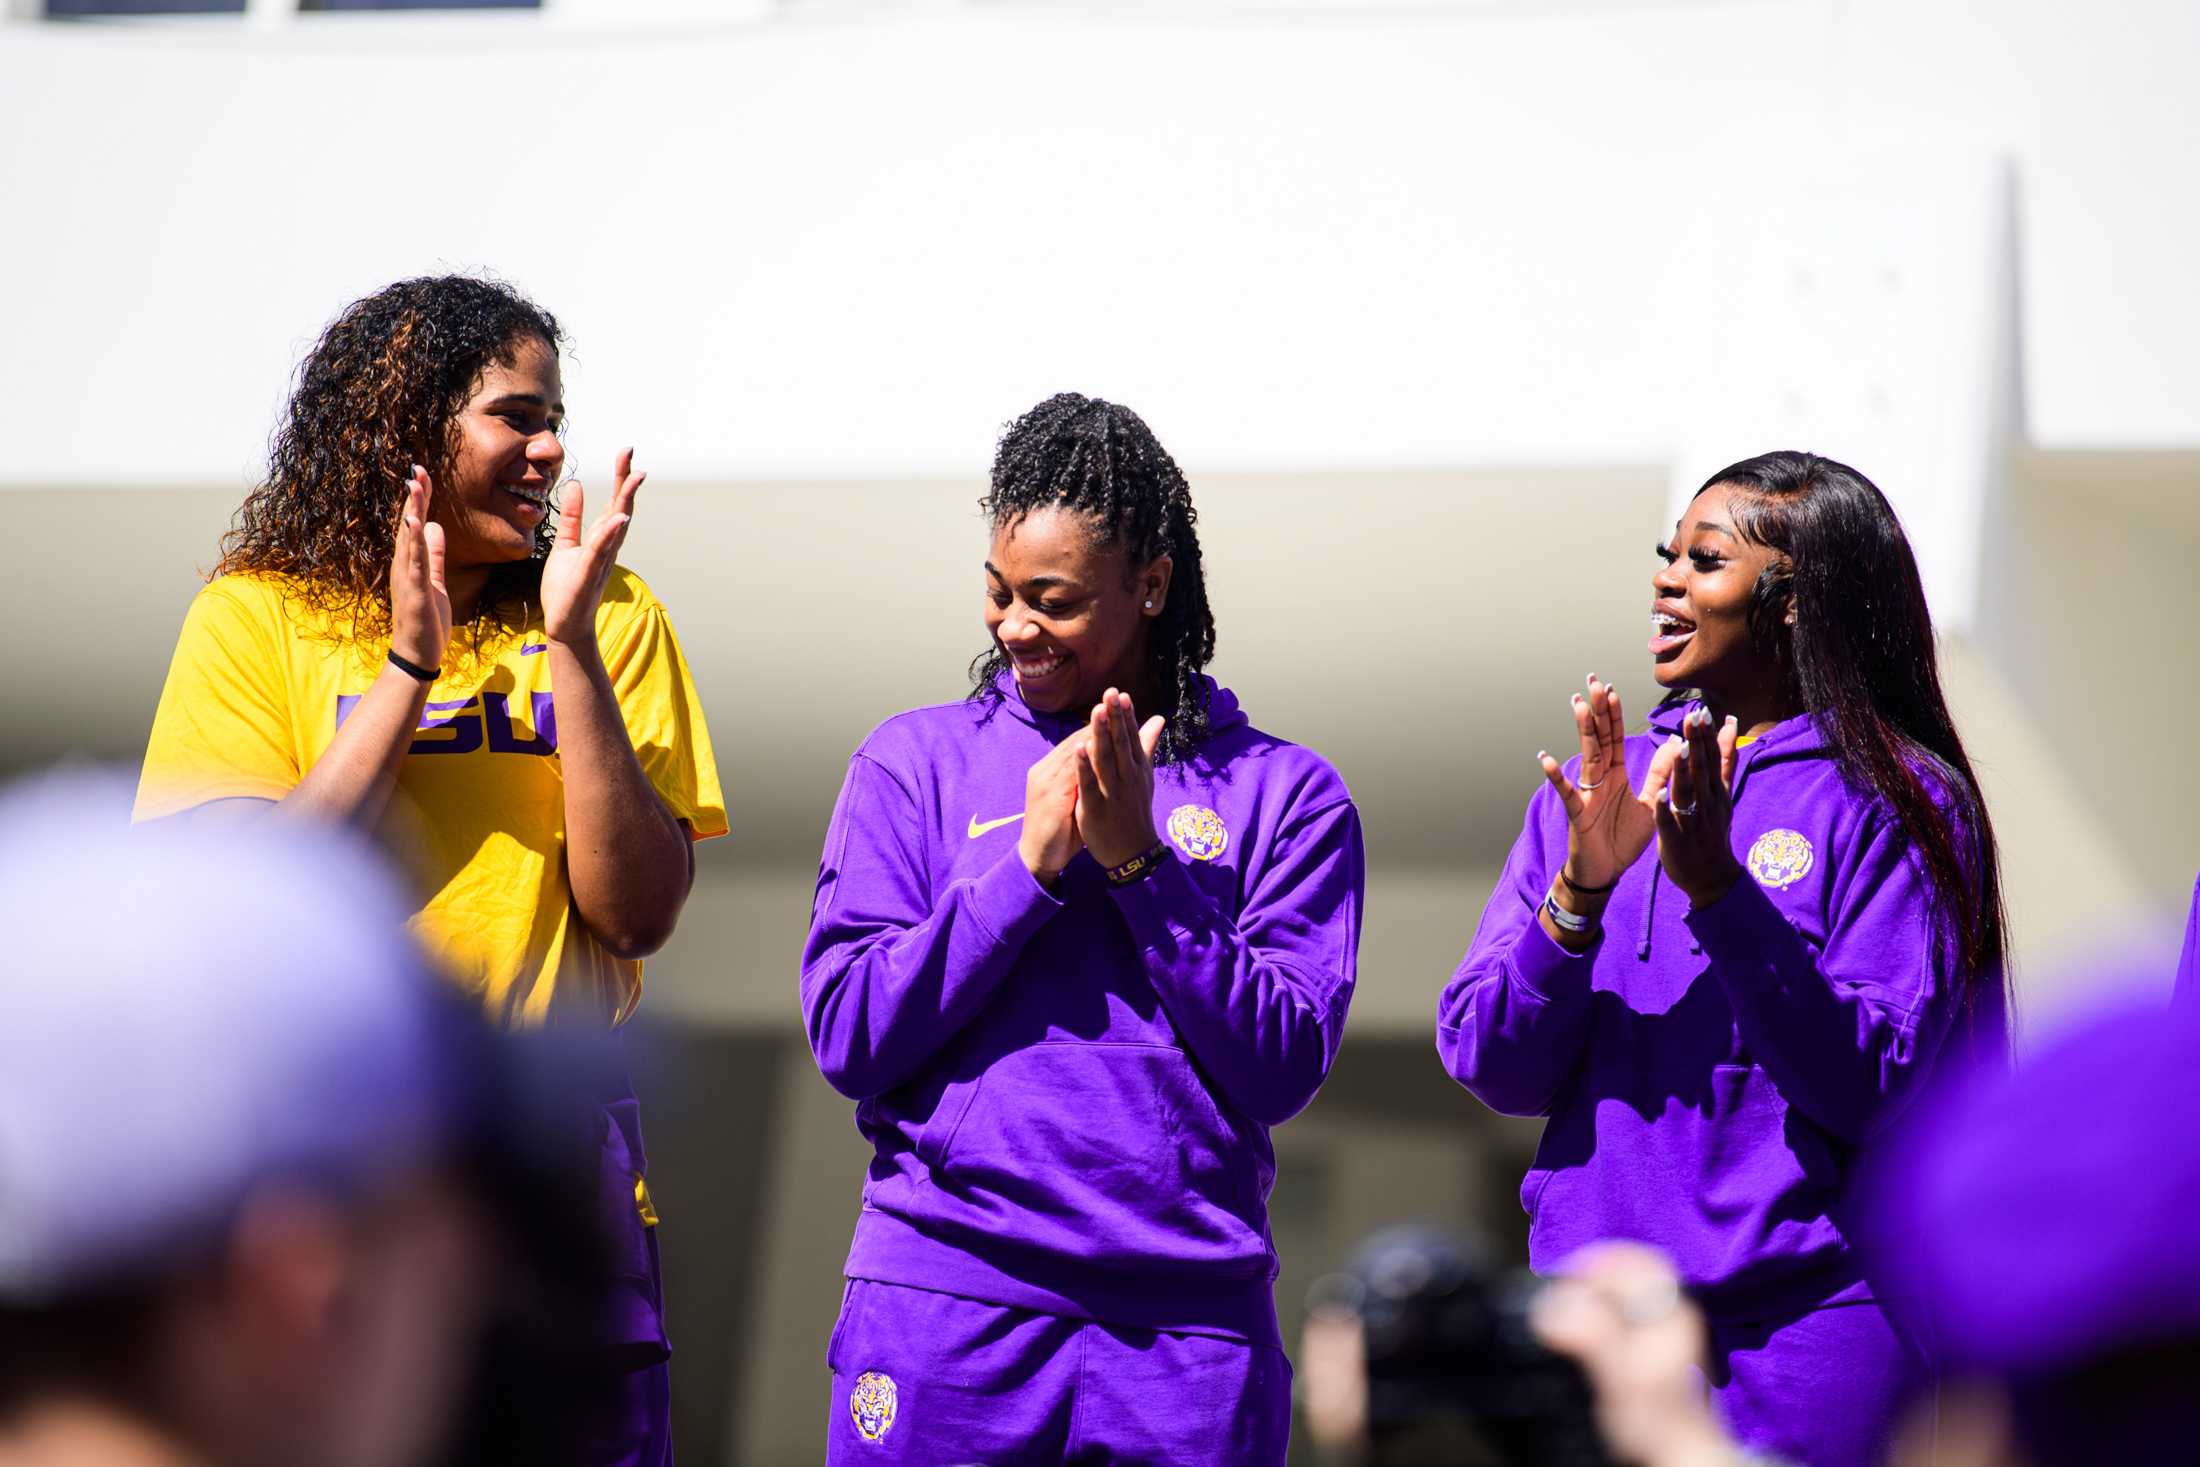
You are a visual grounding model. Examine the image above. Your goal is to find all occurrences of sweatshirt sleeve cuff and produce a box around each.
[1105,848,1209,944]
[970,846,1065,948]
[1510,911,1598,1003]
[1682,875,1800,965]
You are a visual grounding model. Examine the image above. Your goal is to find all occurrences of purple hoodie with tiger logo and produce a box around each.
[1437,699,2005,1319]
[801,675,1364,1348]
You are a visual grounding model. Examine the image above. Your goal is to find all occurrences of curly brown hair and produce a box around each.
[216,275,564,642]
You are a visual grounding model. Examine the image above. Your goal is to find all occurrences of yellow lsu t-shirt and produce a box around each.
[134,567,727,1029]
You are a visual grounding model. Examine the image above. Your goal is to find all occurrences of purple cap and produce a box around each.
[0,772,468,1301]
[1871,993,2200,1375]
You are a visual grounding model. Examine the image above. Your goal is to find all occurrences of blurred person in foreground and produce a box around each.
[1541,994,2200,1467]
[1297,1227,1798,1467]
[1530,1244,1789,1467]
[1297,1225,1611,1467]
[1867,992,2200,1467]
[0,775,500,1467]
[1438,452,2010,1467]
[132,276,725,1466]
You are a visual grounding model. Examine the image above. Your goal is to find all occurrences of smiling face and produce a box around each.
[1649,482,1791,706]
[433,333,566,570]
[984,505,1170,715]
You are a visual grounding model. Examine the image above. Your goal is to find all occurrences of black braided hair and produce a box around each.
[969,393,1218,763]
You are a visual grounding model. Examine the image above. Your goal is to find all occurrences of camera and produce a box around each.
[1306,1225,1613,1467]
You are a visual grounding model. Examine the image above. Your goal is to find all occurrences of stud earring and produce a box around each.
[1144,600,1153,609]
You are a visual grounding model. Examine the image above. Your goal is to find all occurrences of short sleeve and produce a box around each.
[598,572,727,841]
[134,581,301,821]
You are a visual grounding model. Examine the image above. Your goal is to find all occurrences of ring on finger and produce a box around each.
[1672,799,1699,817]
[1577,776,1605,792]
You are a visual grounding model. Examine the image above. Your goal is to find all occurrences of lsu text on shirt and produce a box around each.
[135,567,727,1029]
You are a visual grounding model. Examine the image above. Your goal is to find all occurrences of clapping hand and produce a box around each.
[1537,676,1683,891]
[390,465,451,673]
[1020,726,1091,887]
[1651,707,1742,907]
[541,449,645,651]
[1074,689,1166,869]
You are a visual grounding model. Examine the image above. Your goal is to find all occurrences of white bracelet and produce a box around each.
[1543,888,1593,935]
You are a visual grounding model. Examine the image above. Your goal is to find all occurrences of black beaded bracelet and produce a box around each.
[1105,840,1172,888]
[1558,868,1618,896]
[386,648,441,684]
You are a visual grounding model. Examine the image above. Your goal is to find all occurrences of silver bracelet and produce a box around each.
[1542,888,1593,935]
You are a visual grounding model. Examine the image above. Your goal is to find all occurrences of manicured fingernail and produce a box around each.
[1537,750,1549,762]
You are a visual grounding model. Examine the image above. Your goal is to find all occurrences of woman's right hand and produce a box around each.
[1019,727,1089,887]
[389,466,452,673]
[1536,676,1678,890]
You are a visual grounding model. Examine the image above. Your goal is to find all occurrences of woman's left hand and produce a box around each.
[1074,689,1167,869]
[542,449,645,651]
[1653,707,1744,908]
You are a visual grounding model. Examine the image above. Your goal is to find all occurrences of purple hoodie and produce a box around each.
[801,676,1364,1348]
[1437,700,2003,1318]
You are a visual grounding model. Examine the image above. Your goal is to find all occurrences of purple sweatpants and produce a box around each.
[1707,1299,1927,1467]
[588,1094,674,1467]
[824,1278,1291,1465]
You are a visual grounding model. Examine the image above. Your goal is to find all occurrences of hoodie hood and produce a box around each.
[1646,698,1830,761]
[1645,699,1842,825]
[988,670,1248,753]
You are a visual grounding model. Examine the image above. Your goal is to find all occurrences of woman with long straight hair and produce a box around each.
[135,275,724,1467]
[800,393,1365,1465]
[1438,451,2009,1467]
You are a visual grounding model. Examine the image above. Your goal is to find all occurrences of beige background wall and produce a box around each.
[12,457,2193,990]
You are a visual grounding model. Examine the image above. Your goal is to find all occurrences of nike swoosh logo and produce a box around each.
[967,812,1025,839]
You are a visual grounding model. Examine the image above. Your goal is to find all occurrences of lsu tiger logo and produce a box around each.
[1167,804,1230,862]
[849,1370,898,1444]
[1747,828,1815,890]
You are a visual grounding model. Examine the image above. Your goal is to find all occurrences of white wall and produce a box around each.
[4,0,2196,478]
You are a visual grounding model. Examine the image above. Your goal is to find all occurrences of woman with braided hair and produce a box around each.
[801,392,1366,1464]
[135,275,724,1467]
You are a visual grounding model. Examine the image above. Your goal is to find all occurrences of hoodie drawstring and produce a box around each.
[1636,713,1761,961]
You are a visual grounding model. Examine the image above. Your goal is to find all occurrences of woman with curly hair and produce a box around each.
[135,274,724,1467]
[800,393,1365,1465]
[1439,452,2010,1467]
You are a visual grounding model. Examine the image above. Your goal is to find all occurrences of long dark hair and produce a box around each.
[1697,451,2008,1027]
[969,393,1218,763]
[218,275,564,643]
